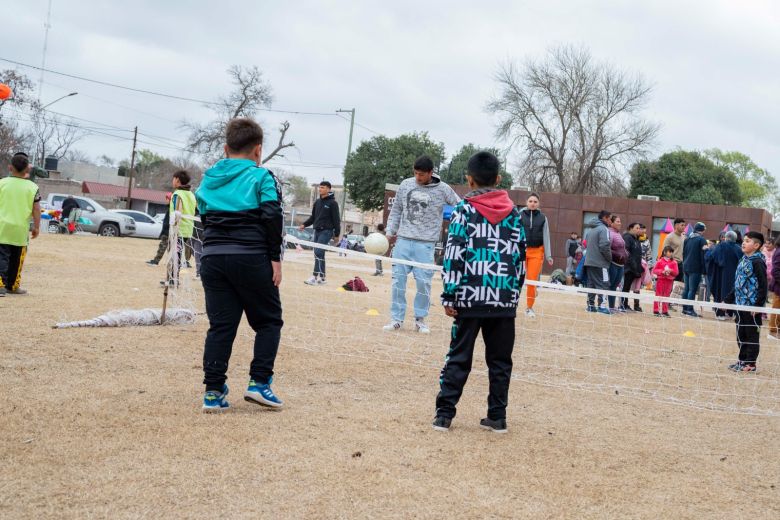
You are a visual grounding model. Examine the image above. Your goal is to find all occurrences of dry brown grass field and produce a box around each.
[2,233,778,519]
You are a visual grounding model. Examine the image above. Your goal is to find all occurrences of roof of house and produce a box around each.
[81,181,169,204]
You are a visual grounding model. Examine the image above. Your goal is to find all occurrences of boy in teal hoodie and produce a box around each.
[195,117,285,412]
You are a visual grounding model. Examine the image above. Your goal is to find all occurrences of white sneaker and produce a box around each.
[415,319,430,334]
[525,308,536,318]
[383,321,402,332]
[304,276,318,285]
[316,278,327,285]
[715,315,727,321]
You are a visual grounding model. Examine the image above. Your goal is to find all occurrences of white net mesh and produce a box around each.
[280,235,780,416]
[147,226,780,417]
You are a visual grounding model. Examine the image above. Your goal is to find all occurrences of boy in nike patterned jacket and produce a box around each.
[432,151,526,433]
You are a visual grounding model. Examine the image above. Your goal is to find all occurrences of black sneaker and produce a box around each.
[479,417,507,434]
[653,311,660,317]
[661,312,671,318]
[634,306,643,313]
[432,416,452,432]
[146,260,159,266]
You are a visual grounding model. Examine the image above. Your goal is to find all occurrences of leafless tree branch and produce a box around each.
[487,44,658,196]
[261,121,295,164]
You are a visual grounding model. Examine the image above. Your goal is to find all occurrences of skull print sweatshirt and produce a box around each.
[385,176,460,243]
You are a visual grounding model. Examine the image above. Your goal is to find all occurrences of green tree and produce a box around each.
[628,150,741,205]
[704,149,778,212]
[343,132,446,211]
[276,171,310,207]
[441,144,512,189]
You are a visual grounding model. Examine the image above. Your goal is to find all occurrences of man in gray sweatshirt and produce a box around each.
[384,155,460,333]
[584,210,613,313]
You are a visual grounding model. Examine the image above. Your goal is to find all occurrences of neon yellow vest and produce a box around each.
[170,189,196,238]
[0,176,38,246]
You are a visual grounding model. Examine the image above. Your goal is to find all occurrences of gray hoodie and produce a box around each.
[584,218,612,269]
[386,176,460,243]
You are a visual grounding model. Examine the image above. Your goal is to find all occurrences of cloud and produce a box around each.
[2,0,778,184]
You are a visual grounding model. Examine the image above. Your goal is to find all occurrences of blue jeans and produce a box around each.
[313,229,334,278]
[597,263,624,308]
[390,238,435,322]
[682,272,702,312]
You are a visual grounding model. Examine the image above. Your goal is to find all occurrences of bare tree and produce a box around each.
[184,65,294,164]
[0,69,35,119]
[98,154,115,167]
[488,45,659,195]
[65,149,92,163]
[31,105,85,165]
[261,121,294,164]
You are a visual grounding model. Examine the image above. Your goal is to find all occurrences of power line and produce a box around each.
[335,112,381,135]
[44,80,182,124]
[0,57,344,116]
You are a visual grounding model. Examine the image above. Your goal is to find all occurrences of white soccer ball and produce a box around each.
[364,232,389,255]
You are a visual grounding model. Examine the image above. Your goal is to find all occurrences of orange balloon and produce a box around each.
[0,83,12,100]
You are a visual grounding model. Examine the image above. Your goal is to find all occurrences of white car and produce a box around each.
[110,210,162,239]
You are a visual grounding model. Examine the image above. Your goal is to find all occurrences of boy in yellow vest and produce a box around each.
[0,152,41,296]
[164,170,197,285]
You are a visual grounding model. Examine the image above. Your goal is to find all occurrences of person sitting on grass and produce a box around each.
[724,231,767,373]
[433,151,526,434]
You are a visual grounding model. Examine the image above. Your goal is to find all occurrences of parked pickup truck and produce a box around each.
[44,194,136,237]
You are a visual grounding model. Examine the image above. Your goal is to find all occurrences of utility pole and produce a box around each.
[38,0,53,103]
[336,108,355,233]
[126,126,138,209]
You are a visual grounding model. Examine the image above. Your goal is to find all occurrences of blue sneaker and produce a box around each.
[597,306,612,315]
[244,378,283,408]
[202,384,230,413]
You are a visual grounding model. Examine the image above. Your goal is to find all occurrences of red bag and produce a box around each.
[67,222,76,233]
[342,276,369,292]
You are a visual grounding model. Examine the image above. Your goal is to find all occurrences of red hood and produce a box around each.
[466,190,514,225]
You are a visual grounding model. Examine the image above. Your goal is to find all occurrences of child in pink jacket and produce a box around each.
[652,246,679,317]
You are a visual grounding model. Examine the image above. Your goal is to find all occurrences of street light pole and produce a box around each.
[336,108,355,233]
[41,91,78,110]
[38,92,78,166]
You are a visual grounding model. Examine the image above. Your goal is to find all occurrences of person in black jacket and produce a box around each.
[299,181,340,285]
[682,222,709,317]
[619,223,643,312]
[60,196,80,234]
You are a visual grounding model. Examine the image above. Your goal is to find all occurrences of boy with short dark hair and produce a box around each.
[433,151,526,433]
[0,152,41,296]
[299,180,340,285]
[196,117,285,412]
[161,171,197,285]
[724,231,767,372]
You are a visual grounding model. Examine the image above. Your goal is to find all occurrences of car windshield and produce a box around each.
[79,198,106,211]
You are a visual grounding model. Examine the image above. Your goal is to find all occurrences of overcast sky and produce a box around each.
[2,0,779,186]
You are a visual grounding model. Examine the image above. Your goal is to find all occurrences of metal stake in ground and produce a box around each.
[160,284,169,324]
